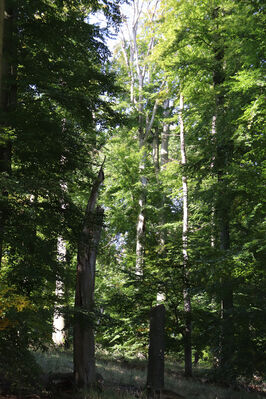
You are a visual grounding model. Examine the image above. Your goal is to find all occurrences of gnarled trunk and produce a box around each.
[73,165,104,389]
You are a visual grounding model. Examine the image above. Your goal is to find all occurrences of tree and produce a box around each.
[119,0,165,274]
[0,0,123,390]
[179,92,192,376]
[74,164,104,389]
[155,0,265,380]
[0,0,15,268]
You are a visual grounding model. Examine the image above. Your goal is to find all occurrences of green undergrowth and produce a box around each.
[34,350,265,399]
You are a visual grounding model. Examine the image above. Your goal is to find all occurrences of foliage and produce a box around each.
[0,0,265,390]
[0,0,123,391]
[94,0,266,383]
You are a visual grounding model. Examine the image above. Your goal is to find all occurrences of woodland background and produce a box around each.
[0,0,265,397]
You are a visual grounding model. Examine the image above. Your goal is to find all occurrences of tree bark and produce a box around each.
[147,304,165,397]
[73,164,104,389]
[179,93,192,377]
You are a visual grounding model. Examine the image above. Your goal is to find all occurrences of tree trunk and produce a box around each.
[52,237,67,346]
[179,93,192,377]
[120,0,161,277]
[161,99,170,169]
[0,1,4,93]
[211,8,234,373]
[136,139,147,276]
[147,304,165,398]
[73,165,104,389]
[157,99,170,303]
[0,0,16,268]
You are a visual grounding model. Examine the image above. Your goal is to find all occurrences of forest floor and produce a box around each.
[0,350,265,399]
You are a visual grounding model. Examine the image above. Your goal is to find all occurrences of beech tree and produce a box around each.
[97,0,265,383]
[0,0,123,388]
[1,0,265,392]
[179,92,192,376]
[155,0,266,379]
[74,164,104,388]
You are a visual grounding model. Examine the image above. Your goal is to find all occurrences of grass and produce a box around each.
[33,350,265,399]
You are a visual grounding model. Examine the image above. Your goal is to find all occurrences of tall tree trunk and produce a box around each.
[161,99,170,169]
[152,126,159,175]
[0,0,16,268]
[73,165,104,389]
[121,0,161,276]
[157,99,170,303]
[53,151,68,346]
[159,98,170,242]
[212,7,234,373]
[0,1,4,93]
[179,93,192,377]
[136,136,147,276]
[52,237,67,346]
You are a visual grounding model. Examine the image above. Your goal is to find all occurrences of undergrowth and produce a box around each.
[33,349,265,399]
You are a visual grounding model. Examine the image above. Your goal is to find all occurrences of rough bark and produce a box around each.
[73,165,104,389]
[147,304,165,398]
[179,93,192,377]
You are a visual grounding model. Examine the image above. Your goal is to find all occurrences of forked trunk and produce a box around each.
[74,165,104,389]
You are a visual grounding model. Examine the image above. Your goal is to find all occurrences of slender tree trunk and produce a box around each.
[161,99,170,169]
[211,8,234,372]
[0,0,15,268]
[152,126,159,175]
[136,135,147,276]
[159,98,170,241]
[179,93,192,377]
[121,0,161,277]
[52,237,67,346]
[73,165,104,389]
[0,1,4,92]
[0,0,7,268]
[156,99,170,303]
[52,151,68,346]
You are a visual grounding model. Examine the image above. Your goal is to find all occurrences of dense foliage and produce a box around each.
[0,0,122,390]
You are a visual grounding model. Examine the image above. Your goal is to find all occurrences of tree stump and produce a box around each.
[147,304,165,398]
